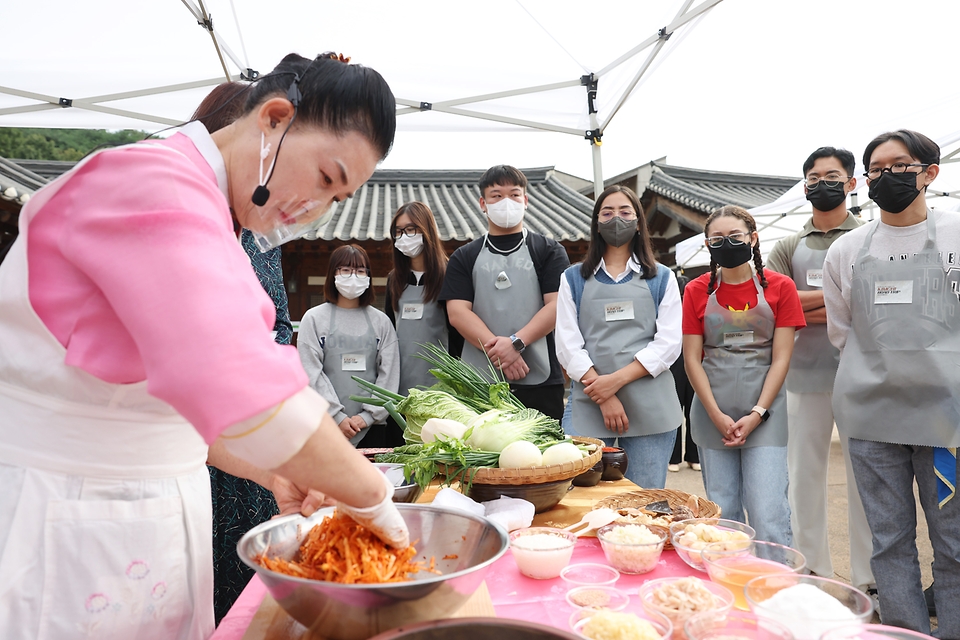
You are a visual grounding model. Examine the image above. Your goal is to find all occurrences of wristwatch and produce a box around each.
[510,334,526,354]
[751,405,771,422]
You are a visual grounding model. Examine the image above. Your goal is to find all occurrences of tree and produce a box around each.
[0,128,149,161]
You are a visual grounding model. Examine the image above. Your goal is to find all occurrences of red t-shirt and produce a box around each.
[682,269,806,335]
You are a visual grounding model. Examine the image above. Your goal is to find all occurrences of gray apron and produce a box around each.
[396,280,448,392]
[691,274,788,449]
[833,214,960,447]
[571,273,682,437]
[324,305,380,445]
[462,237,550,386]
[787,239,840,393]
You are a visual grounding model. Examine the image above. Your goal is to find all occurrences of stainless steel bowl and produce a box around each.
[373,462,424,503]
[238,504,509,640]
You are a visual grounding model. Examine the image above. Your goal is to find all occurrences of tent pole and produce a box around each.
[589,111,603,198]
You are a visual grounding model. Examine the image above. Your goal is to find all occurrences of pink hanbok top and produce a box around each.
[25,124,306,443]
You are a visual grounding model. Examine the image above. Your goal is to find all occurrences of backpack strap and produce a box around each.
[563,265,587,321]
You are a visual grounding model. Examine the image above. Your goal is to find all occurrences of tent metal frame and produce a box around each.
[0,0,723,197]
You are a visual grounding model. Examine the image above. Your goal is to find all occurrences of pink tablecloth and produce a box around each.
[211,538,700,639]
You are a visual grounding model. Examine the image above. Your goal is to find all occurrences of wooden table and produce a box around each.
[211,478,692,640]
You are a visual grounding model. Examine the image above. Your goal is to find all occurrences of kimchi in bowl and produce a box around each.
[238,504,509,640]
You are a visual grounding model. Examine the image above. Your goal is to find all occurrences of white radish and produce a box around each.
[498,440,543,469]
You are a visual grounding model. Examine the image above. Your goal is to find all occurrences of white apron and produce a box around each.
[0,149,214,639]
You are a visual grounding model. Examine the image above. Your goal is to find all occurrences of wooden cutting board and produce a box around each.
[240,581,495,640]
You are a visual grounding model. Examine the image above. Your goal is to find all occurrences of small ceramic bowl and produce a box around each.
[684,609,795,640]
[668,518,756,573]
[600,447,628,481]
[509,527,577,579]
[572,459,604,487]
[571,608,673,640]
[638,576,735,639]
[560,563,620,587]
[596,522,667,575]
[564,585,630,611]
[744,574,873,640]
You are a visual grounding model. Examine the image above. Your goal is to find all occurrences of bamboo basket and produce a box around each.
[464,436,604,486]
[594,489,721,550]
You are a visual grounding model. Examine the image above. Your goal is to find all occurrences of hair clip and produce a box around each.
[319,51,351,64]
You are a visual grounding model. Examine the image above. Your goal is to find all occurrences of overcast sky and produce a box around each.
[3,0,959,184]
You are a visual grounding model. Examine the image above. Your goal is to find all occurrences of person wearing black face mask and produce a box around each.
[824,130,960,637]
[766,148,875,603]
[555,186,683,490]
[682,206,806,547]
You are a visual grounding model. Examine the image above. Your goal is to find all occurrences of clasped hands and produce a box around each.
[483,335,529,380]
[582,370,629,434]
[711,409,762,446]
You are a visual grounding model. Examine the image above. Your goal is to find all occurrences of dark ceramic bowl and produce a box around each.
[369,617,583,640]
[600,447,628,481]
[571,459,604,487]
[466,478,574,513]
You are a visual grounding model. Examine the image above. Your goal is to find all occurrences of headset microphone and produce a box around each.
[250,71,303,207]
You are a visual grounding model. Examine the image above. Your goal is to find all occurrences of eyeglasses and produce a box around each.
[598,209,638,222]
[805,174,849,189]
[705,232,749,248]
[864,163,929,180]
[393,225,419,239]
[336,266,370,277]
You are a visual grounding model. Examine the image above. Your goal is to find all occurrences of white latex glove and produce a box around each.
[337,472,410,549]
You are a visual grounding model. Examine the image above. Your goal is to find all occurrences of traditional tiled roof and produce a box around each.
[646,163,797,214]
[309,167,594,243]
[0,158,47,206]
[5,160,595,243]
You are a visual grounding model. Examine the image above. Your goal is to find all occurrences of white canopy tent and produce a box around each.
[675,130,960,269]
[0,0,725,197]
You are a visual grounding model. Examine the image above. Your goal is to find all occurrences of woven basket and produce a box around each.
[463,436,604,486]
[593,489,721,550]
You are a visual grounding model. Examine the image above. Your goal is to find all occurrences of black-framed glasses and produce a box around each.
[705,232,748,248]
[336,266,370,277]
[805,174,849,189]
[864,163,929,180]
[393,225,420,239]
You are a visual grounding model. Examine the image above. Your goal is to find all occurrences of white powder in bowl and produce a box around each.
[755,583,858,640]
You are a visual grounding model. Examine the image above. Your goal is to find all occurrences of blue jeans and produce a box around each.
[601,428,677,490]
[698,445,792,546]
[847,438,960,638]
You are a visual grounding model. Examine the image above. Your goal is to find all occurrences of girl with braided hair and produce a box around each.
[681,205,805,545]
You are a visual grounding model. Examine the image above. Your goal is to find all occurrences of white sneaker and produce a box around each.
[689,462,701,472]
[668,464,680,472]
[866,588,881,623]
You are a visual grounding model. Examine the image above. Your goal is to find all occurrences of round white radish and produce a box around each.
[498,440,543,469]
[541,442,583,466]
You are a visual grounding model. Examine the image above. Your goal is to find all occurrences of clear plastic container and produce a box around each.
[508,527,576,579]
[565,585,630,611]
[560,563,620,587]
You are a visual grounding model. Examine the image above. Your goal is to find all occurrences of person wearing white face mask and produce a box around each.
[297,244,400,446]
[376,203,463,447]
[440,165,570,419]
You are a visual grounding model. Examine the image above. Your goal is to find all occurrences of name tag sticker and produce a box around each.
[875,280,913,305]
[724,331,755,345]
[806,269,824,288]
[401,303,424,320]
[604,301,635,322]
[341,354,367,371]
[495,271,512,290]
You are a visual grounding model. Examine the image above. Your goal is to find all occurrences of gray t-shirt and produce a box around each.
[296,303,400,425]
[823,209,960,352]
